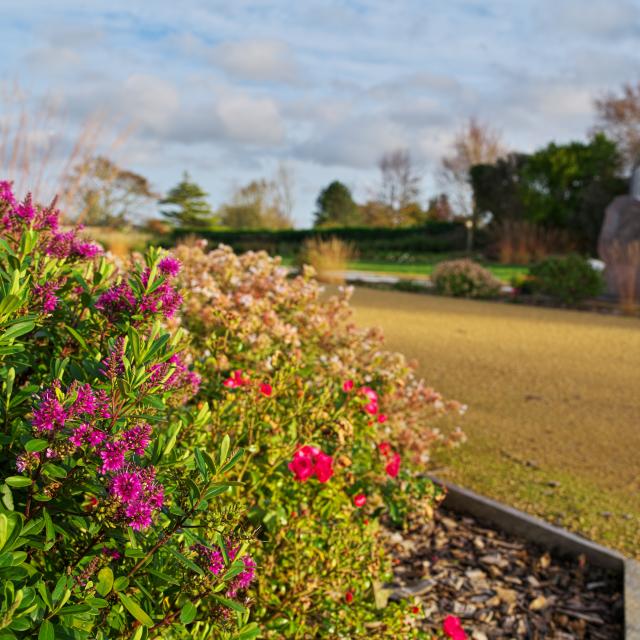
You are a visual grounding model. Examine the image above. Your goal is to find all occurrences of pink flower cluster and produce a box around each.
[29,381,162,530]
[32,382,110,433]
[344,381,388,422]
[223,370,250,389]
[96,258,183,323]
[96,424,152,472]
[0,182,101,260]
[109,466,164,530]
[192,542,256,598]
[360,386,379,415]
[33,280,64,314]
[147,353,201,398]
[378,442,401,478]
[443,615,467,639]
[288,445,333,483]
[223,370,273,398]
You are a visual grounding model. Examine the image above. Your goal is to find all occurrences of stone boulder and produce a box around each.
[598,195,640,301]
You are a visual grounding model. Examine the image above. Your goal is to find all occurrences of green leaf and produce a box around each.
[212,594,247,614]
[25,439,48,453]
[113,576,129,592]
[0,514,7,549]
[180,601,197,625]
[118,593,153,627]
[64,324,88,350]
[42,509,54,543]
[193,448,208,479]
[58,604,94,615]
[51,575,68,604]
[41,464,67,479]
[220,448,244,474]
[85,597,109,608]
[37,620,54,640]
[163,546,204,575]
[4,476,32,488]
[219,434,230,466]
[1,320,35,342]
[0,485,12,511]
[95,567,113,596]
[234,623,261,640]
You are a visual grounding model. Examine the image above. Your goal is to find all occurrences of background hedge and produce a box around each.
[167,222,484,257]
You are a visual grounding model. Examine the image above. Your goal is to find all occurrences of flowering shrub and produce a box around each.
[432,259,502,298]
[0,185,257,639]
[173,241,466,637]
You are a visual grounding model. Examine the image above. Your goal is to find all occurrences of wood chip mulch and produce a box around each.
[385,508,624,639]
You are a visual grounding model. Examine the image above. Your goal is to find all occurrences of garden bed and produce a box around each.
[387,506,625,638]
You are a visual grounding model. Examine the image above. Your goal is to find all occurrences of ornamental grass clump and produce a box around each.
[0,183,258,640]
[173,240,466,638]
[432,258,502,298]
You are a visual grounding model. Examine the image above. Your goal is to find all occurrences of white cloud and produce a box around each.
[211,38,300,84]
[215,91,285,144]
[296,115,408,168]
[538,0,640,38]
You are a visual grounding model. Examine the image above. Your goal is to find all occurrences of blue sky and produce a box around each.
[2,0,640,226]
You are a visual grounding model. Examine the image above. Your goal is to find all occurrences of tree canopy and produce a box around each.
[160,173,217,228]
[67,156,157,226]
[219,178,293,230]
[313,181,361,228]
[471,134,626,253]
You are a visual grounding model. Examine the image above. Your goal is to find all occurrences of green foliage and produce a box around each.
[470,135,627,253]
[175,243,464,638]
[528,254,603,304]
[314,181,361,228]
[0,186,253,639]
[432,259,502,299]
[160,173,218,228]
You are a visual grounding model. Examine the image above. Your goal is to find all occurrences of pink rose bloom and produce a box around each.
[385,452,401,478]
[364,401,378,415]
[288,449,315,482]
[377,414,387,424]
[353,493,367,507]
[288,445,333,483]
[314,451,334,483]
[443,615,467,640]
[378,441,392,457]
[360,386,378,402]
[342,379,354,392]
[259,382,272,397]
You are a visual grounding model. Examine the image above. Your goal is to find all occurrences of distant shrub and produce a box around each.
[528,254,604,304]
[298,236,356,283]
[432,259,502,298]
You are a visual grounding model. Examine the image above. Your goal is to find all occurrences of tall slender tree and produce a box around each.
[160,173,217,228]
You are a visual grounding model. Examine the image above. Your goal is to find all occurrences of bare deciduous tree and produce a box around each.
[377,148,421,225]
[594,81,640,170]
[67,156,158,226]
[440,117,505,223]
[272,162,295,222]
[219,174,294,230]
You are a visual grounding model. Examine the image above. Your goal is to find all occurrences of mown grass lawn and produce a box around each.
[350,287,640,558]
[281,255,528,283]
